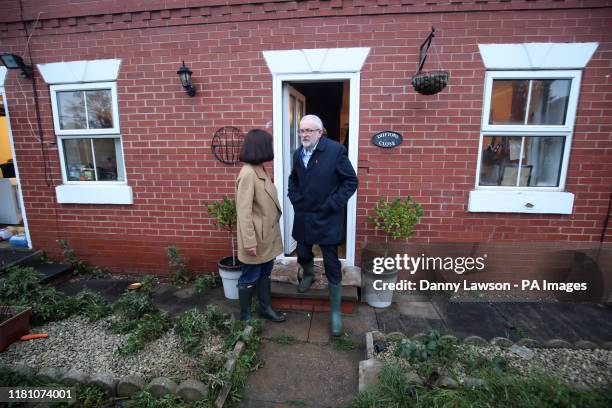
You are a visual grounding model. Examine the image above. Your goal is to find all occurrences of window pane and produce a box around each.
[489,80,528,125]
[63,138,95,181]
[520,136,565,187]
[57,91,87,129]
[93,138,123,181]
[479,136,522,186]
[527,79,571,125]
[86,90,113,128]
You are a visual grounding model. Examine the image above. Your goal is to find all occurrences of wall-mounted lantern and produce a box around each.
[177,61,196,97]
[0,53,33,78]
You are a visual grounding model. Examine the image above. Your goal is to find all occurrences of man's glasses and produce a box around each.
[298,128,321,135]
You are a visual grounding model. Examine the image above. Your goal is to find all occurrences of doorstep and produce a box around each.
[271,281,359,314]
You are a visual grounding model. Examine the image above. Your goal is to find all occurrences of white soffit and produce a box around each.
[37,59,122,84]
[263,47,370,73]
[478,43,598,70]
[0,67,7,87]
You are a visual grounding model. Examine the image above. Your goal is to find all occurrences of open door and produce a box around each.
[282,84,305,255]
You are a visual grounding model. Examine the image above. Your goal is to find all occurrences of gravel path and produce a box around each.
[1,315,228,382]
[378,342,612,390]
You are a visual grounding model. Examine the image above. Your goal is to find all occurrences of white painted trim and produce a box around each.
[37,59,122,84]
[263,48,370,74]
[478,43,598,70]
[0,67,7,87]
[56,184,133,204]
[474,69,582,201]
[271,72,361,266]
[0,87,33,248]
[468,190,574,214]
[481,70,582,133]
[50,82,120,135]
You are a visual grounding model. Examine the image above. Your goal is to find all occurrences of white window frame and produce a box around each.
[49,81,126,186]
[38,59,132,204]
[469,43,597,214]
[476,70,581,192]
[56,135,127,186]
[50,82,120,135]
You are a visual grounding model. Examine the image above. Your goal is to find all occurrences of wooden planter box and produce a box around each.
[0,306,32,352]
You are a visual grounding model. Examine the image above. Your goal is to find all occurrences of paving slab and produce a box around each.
[432,300,511,340]
[57,278,130,303]
[154,284,238,317]
[493,302,612,343]
[238,341,361,408]
[261,311,311,342]
[309,305,377,343]
[375,302,446,336]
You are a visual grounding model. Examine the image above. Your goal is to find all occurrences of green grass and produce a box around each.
[347,363,612,408]
[331,333,359,351]
[267,334,299,345]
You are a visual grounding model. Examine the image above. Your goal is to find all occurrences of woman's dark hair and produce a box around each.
[239,129,274,164]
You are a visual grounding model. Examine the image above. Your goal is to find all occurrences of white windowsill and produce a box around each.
[468,190,574,214]
[56,184,133,205]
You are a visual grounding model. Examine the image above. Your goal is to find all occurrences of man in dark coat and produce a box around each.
[288,114,358,336]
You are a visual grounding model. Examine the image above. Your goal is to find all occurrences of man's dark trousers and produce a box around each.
[296,243,341,285]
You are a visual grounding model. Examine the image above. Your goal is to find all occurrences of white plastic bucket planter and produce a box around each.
[218,256,242,300]
[362,265,398,308]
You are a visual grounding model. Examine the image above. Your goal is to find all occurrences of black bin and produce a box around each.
[0,162,15,178]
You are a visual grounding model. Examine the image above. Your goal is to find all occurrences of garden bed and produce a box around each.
[1,315,225,380]
[0,265,260,406]
[354,330,612,408]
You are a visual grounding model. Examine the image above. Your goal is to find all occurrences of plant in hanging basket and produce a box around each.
[411,70,449,96]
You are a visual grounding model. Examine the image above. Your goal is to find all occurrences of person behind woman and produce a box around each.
[236,129,285,322]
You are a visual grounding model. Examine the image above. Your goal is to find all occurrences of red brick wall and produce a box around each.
[1,0,611,276]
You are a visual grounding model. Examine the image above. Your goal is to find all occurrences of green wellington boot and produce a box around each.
[257,275,285,322]
[238,283,254,321]
[328,282,343,337]
[297,261,315,293]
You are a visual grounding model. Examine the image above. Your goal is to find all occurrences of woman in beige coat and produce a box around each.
[236,129,285,322]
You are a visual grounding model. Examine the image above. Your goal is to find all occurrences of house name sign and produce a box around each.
[371,131,403,148]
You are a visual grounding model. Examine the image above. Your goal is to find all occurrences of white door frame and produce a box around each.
[0,68,33,248]
[271,72,361,266]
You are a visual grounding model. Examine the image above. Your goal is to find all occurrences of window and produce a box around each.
[50,82,125,183]
[477,70,582,191]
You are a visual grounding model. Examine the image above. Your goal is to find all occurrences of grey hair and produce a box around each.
[300,114,323,130]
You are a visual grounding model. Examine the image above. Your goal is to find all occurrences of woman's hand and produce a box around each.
[246,247,257,257]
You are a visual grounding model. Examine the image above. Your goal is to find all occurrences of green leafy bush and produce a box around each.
[174,305,244,355]
[57,239,109,277]
[112,290,158,321]
[369,196,423,243]
[206,195,238,266]
[111,288,171,355]
[0,266,110,323]
[195,273,218,294]
[166,246,193,285]
[116,312,172,356]
[394,330,456,364]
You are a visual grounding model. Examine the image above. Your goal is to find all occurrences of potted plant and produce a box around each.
[364,197,423,307]
[207,195,241,299]
[0,305,32,352]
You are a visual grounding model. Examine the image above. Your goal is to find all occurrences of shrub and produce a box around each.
[0,266,110,324]
[166,247,193,285]
[206,195,238,266]
[195,273,218,294]
[368,197,423,257]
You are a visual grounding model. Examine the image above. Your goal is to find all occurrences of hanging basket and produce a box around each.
[411,70,449,96]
